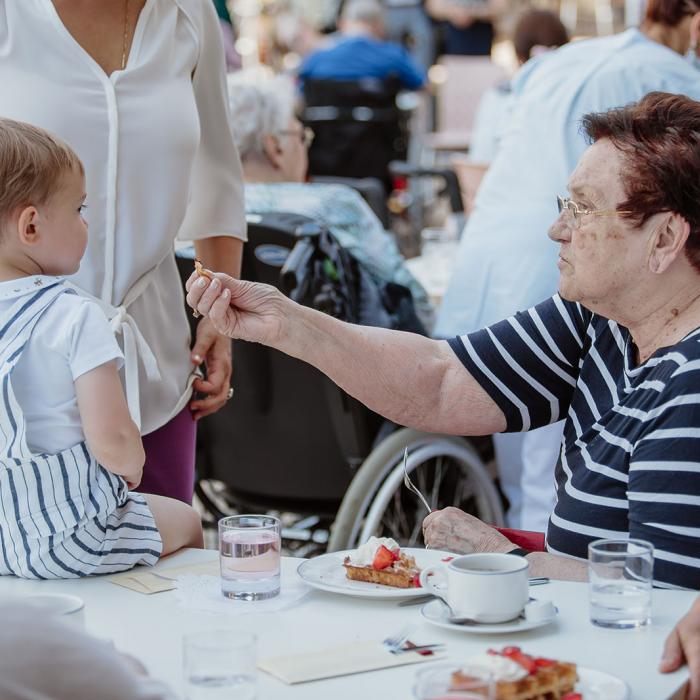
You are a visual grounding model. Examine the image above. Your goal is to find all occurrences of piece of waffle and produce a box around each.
[343,552,420,589]
[452,649,578,700]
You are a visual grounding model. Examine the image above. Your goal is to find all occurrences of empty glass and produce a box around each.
[588,538,653,628]
[183,630,257,700]
[219,515,281,600]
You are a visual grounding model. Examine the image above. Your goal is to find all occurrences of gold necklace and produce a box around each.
[121,0,130,70]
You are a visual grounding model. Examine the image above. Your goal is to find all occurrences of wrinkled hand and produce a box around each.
[422,507,512,554]
[189,317,232,420]
[185,272,287,347]
[660,595,700,699]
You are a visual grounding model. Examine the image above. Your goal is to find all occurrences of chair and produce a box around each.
[301,77,411,193]
[421,56,507,163]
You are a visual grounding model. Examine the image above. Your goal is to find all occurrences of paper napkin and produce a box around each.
[258,641,444,684]
[106,559,220,594]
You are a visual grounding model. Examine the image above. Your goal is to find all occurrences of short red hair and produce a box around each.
[581,92,700,273]
[645,0,700,26]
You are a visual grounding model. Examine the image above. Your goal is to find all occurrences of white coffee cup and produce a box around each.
[20,593,85,629]
[419,552,529,623]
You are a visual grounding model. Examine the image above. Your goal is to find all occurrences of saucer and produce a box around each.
[420,598,558,634]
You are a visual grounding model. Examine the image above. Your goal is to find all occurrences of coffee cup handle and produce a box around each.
[419,565,448,603]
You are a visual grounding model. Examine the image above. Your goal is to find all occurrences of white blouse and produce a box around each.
[0,0,246,434]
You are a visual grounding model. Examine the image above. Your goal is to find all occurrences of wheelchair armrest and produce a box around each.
[389,161,464,214]
[279,223,323,302]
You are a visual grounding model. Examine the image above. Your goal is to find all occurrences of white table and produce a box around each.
[0,549,694,699]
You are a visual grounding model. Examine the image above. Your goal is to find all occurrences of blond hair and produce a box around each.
[0,118,83,225]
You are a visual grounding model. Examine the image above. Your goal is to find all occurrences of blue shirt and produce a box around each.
[450,295,700,590]
[299,35,426,90]
[436,29,700,338]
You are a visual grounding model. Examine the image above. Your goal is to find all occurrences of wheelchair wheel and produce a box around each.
[328,427,505,551]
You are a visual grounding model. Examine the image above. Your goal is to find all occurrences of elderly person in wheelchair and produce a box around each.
[224,71,433,327]
[187,91,700,591]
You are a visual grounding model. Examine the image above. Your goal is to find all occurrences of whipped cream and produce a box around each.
[460,654,528,682]
[348,536,399,566]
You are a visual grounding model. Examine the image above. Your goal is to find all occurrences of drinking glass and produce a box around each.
[588,538,653,628]
[219,515,280,600]
[183,630,257,700]
[420,227,457,259]
[414,664,494,699]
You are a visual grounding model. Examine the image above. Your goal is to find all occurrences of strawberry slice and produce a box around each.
[561,693,582,700]
[500,647,537,674]
[372,545,397,570]
[412,573,422,588]
[534,657,556,667]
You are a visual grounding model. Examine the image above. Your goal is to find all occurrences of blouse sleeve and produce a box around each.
[448,295,590,432]
[177,0,247,243]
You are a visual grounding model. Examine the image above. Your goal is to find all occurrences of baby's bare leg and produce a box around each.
[143,493,204,556]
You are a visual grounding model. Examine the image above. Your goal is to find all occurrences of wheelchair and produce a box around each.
[176,211,504,555]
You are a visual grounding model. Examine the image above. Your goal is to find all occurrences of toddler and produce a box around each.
[0,118,203,579]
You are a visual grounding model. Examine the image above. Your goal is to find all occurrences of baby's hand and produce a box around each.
[125,467,143,491]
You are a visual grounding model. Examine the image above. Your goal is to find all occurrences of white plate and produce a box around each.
[420,598,558,633]
[297,548,456,599]
[577,667,630,700]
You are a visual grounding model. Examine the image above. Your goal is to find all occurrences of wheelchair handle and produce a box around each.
[389,161,464,214]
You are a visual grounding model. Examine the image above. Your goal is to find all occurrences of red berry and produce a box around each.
[372,545,396,570]
[412,573,422,588]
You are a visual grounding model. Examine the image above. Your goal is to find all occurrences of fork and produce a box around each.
[402,447,432,514]
[382,624,412,651]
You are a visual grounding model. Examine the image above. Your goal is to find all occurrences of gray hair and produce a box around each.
[340,0,384,25]
[226,73,296,161]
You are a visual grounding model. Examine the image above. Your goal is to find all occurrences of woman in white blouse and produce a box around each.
[0,0,247,503]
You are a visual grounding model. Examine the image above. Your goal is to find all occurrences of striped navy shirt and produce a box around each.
[449,295,700,590]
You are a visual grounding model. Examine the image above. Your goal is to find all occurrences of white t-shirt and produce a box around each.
[3,277,123,456]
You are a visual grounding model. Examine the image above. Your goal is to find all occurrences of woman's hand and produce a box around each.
[185,272,288,346]
[189,316,232,420]
[422,507,513,554]
[660,595,700,700]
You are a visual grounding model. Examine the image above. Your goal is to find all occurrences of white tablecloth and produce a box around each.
[0,549,694,699]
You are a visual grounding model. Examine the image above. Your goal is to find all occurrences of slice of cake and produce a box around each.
[343,536,421,589]
[451,646,579,700]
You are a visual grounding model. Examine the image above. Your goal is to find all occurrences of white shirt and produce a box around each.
[0,0,247,434]
[4,277,123,456]
[435,29,700,337]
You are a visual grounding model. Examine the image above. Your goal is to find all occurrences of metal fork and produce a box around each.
[402,447,432,514]
[382,625,412,651]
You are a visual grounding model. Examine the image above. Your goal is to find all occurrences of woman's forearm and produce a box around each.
[273,300,504,435]
[194,236,243,279]
[525,551,588,582]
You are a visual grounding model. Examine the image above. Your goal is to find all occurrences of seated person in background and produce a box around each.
[188,93,700,590]
[223,72,434,327]
[468,9,569,166]
[0,603,177,700]
[0,119,202,580]
[426,0,507,56]
[299,0,426,90]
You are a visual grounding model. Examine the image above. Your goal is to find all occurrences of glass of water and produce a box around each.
[219,515,281,600]
[183,630,257,700]
[588,538,653,628]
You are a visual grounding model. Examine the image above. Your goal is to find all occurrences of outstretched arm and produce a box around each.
[185,273,506,436]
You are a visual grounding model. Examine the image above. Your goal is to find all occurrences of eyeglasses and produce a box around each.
[556,195,633,228]
[277,126,314,148]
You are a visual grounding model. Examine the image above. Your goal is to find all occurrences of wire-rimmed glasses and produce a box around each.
[278,126,314,148]
[556,195,633,228]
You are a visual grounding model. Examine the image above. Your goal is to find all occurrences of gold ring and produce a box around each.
[227,387,234,400]
[192,309,200,319]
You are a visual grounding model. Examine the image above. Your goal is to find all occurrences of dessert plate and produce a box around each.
[297,548,455,599]
[577,667,630,700]
[420,598,558,634]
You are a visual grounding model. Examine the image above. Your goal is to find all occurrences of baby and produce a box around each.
[0,118,202,579]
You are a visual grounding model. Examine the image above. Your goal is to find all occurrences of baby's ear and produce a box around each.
[16,205,39,244]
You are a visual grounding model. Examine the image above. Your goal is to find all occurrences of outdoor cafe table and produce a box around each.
[0,548,695,699]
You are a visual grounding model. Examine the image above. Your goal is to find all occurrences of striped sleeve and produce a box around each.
[448,296,590,432]
[629,367,700,589]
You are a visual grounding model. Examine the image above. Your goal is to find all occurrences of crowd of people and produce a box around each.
[4,0,700,697]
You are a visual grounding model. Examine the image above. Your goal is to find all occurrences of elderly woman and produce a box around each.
[187,91,700,590]
[225,72,433,326]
